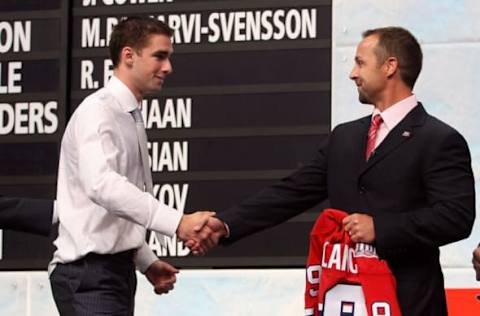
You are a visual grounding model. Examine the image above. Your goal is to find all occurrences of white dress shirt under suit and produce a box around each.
[371,94,418,148]
[50,76,182,274]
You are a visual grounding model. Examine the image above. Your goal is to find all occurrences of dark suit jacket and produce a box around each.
[0,196,53,236]
[218,104,475,316]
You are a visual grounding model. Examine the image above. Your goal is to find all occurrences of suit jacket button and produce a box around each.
[359,186,366,194]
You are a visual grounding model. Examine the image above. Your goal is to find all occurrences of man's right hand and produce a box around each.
[176,211,215,243]
[187,216,228,256]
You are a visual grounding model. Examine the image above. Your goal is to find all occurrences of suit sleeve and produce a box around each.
[0,196,54,236]
[374,129,475,253]
[217,137,330,243]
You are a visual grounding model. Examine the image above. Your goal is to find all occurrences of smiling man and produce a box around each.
[49,16,215,315]
[192,27,475,316]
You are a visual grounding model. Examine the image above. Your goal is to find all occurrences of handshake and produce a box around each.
[144,211,225,295]
[176,211,227,255]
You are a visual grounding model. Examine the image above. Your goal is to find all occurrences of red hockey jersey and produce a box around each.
[305,208,402,316]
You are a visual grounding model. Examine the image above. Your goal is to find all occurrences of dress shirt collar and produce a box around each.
[106,75,140,112]
[372,94,417,131]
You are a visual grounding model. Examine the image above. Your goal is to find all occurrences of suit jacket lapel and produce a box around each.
[353,116,372,161]
[358,103,427,176]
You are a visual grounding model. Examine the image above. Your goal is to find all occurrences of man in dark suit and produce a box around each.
[190,27,475,316]
[0,196,53,236]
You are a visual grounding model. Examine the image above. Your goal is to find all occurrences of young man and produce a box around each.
[195,27,475,316]
[50,17,214,315]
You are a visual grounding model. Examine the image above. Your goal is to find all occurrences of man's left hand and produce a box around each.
[145,260,179,295]
[342,213,375,243]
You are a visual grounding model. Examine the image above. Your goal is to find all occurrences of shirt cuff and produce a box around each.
[134,242,158,273]
[223,221,231,238]
[148,204,183,236]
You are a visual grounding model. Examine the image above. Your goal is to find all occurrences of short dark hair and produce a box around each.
[109,16,173,68]
[363,27,422,89]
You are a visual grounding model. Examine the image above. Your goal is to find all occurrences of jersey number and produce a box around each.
[322,284,391,316]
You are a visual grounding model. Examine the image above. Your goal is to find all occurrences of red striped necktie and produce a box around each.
[365,114,383,161]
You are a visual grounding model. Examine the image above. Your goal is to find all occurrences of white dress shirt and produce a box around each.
[50,76,182,274]
[372,94,418,148]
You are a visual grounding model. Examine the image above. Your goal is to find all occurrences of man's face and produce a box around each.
[349,35,388,105]
[130,33,173,96]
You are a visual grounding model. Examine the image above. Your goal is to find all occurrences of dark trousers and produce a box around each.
[50,250,137,316]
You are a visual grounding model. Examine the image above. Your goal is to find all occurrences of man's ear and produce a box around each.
[121,46,135,67]
[384,56,398,78]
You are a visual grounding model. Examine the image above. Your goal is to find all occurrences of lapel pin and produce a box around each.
[402,131,411,137]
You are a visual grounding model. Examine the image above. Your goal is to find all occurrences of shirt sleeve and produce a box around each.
[134,242,159,273]
[74,103,182,236]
